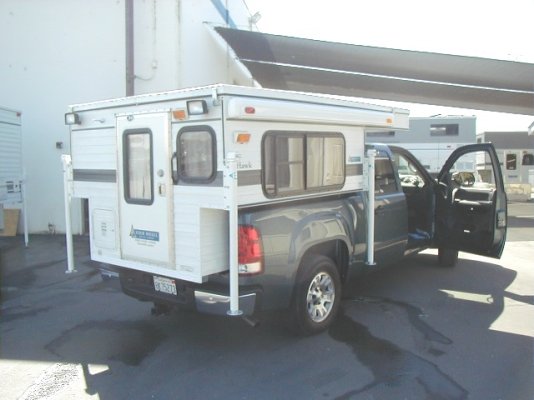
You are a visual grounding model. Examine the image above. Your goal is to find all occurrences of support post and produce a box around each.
[224,152,242,316]
[61,155,76,274]
[366,149,377,266]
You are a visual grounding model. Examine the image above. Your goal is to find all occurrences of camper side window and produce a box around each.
[177,126,216,183]
[123,130,153,205]
[263,131,345,197]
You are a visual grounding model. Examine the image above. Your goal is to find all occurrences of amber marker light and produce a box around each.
[235,132,251,144]
[172,109,187,120]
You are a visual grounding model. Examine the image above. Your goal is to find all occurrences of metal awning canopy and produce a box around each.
[214,27,534,116]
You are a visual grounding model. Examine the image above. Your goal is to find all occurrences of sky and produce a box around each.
[244,0,534,133]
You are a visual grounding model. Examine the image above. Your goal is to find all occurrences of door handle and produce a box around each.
[158,183,166,196]
[171,152,178,184]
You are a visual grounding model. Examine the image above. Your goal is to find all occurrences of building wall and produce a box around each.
[0,0,254,234]
[134,0,255,94]
[0,0,126,234]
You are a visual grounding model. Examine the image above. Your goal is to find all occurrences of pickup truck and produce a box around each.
[65,85,506,335]
[120,142,507,335]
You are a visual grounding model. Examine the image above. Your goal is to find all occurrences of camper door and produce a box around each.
[117,112,174,266]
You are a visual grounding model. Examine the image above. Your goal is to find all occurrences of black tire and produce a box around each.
[291,255,341,336]
[438,247,459,267]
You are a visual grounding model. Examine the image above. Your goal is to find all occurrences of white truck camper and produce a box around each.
[64,85,507,334]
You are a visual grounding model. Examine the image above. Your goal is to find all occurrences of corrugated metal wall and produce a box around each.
[0,107,23,187]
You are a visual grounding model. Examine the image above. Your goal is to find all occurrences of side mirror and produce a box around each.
[452,171,475,187]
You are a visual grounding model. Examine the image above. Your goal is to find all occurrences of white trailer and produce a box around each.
[366,116,476,176]
[0,107,28,244]
[64,85,408,315]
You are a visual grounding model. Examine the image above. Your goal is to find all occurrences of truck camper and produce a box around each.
[64,85,507,334]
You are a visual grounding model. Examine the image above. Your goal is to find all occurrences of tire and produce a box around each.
[438,247,459,267]
[291,255,341,335]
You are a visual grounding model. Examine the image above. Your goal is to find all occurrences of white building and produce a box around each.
[0,0,257,234]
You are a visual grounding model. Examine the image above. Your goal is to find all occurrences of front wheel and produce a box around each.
[291,255,341,335]
[438,247,459,267]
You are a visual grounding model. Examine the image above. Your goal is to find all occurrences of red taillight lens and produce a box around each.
[238,225,263,275]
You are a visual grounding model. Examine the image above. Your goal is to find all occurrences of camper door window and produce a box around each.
[123,130,154,205]
[262,131,345,197]
[177,126,216,183]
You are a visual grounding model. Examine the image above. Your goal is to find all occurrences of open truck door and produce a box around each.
[435,143,507,263]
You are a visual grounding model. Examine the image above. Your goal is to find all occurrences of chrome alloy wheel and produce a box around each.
[306,272,335,323]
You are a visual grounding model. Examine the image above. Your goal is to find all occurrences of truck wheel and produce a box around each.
[438,247,458,267]
[291,255,341,335]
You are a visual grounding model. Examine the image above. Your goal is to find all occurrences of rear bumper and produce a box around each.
[119,268,260,317]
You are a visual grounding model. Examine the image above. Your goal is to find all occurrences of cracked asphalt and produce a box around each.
[1,201,533,400]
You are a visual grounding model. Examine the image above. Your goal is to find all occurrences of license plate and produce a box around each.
[153,276,177,295]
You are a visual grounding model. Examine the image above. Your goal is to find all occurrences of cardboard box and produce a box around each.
[0,209,20,236]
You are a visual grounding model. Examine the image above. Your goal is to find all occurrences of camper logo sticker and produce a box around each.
[129,225,160,245]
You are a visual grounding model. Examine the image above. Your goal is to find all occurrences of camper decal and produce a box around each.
[129,225,160,246]
[237,160,252,169]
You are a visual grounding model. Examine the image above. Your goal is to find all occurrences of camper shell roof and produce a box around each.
[68,84,409,117]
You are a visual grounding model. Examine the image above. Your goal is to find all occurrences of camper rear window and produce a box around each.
[123,130,153,205]
[262,132,345,197]
[177,126,216,183]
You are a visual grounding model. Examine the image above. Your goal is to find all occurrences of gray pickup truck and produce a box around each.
[120,142,507,335]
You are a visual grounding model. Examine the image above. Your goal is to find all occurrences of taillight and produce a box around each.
[238,225,263,276]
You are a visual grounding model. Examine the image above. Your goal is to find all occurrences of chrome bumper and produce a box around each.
[194,291,257,316]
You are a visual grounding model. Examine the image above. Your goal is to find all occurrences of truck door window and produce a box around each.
[263,131,344,197]
[394,153,427,188]
[177,126,216,182]
[375,156,397,194]
[123,130,153,205]
[449,151,495,187]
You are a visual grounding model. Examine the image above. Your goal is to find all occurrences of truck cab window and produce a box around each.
[394,153,427,189]
[374,157,397,194]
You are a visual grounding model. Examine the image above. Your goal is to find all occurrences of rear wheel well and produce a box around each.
[298,240,349,282]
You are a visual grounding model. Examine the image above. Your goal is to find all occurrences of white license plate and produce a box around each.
[153,276,177,295]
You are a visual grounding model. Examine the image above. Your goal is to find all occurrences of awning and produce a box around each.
[214,27,534,116]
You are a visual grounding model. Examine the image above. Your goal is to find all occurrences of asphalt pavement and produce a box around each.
[1,201,533,400]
